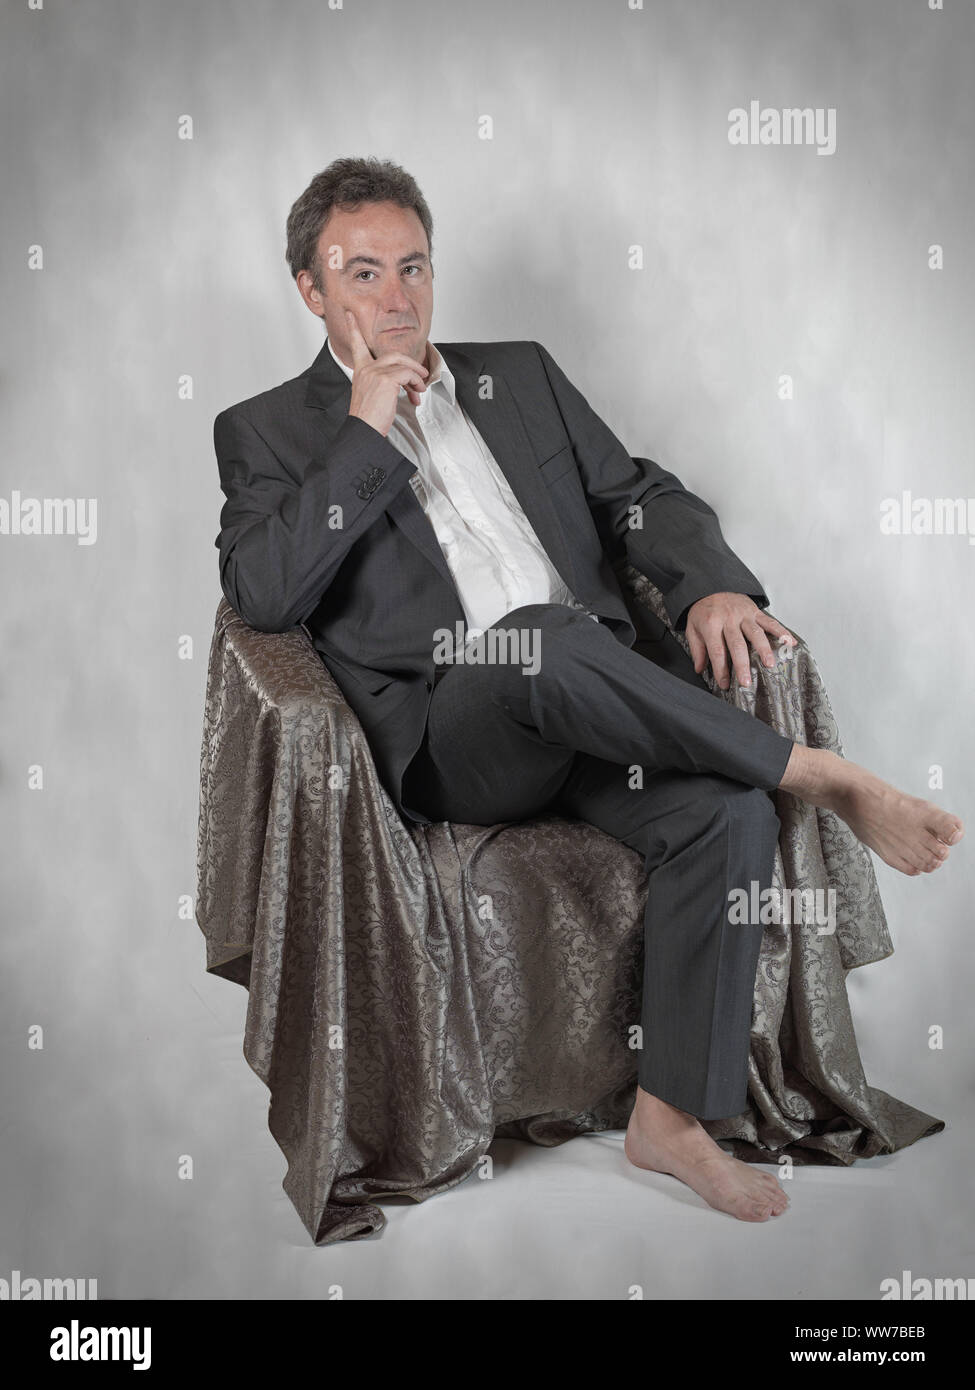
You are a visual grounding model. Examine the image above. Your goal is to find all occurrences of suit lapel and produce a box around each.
[303,337,577,597]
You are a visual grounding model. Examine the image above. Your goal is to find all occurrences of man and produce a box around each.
[214,157,963,1224]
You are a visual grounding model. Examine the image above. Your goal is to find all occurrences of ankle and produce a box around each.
[778,745,843,806]
[632,1086,693,1126]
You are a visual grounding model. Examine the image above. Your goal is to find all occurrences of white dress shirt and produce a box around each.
[327,336,597,651]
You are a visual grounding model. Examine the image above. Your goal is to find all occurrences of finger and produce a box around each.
[384,363,429,397]
[345,309,373,367]
[755,612,798,646]
[726,629,752,687]
[383,350,429,378]
[707,633,730,689]
[686,625,708,675]
[744,618,777,669]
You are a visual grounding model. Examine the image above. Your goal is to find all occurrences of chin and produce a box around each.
[379,333,420,354]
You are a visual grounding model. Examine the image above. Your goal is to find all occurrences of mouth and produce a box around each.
[382,327,413,333]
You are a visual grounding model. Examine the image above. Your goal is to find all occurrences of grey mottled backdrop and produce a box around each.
[1,0,972,1300]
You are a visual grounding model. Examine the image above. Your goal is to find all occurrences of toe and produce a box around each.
[933,817,963,846]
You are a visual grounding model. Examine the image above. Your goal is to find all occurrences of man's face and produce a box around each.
[297,200,434,370]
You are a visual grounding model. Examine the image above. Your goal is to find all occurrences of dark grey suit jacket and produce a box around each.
[214,338,770,825]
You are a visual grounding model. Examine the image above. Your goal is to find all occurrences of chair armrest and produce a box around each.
[620,562,807,692]
[195,598,387,980]
[207,598,348,715]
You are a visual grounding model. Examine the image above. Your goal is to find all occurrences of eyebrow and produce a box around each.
[342,250,429,270]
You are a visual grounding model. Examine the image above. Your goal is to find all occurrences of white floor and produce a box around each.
[4,915,970,1302]
[5,1082,969,1301]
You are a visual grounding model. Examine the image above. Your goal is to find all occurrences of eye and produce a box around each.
[354,270,375,282]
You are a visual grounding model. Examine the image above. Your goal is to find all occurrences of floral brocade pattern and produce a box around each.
[195,571,943,1244]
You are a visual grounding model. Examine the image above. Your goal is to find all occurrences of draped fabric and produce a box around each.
[195,570,942,1244]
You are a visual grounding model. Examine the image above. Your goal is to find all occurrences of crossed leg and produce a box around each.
[402,602,963,1222]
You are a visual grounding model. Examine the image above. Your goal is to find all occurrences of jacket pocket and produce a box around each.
[322,649,397,694]
[537,445,576,485]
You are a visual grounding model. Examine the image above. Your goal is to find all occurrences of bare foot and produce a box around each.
[779,746,964,877]
[624,1088,789,1222]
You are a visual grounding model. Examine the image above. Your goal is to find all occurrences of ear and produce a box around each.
[296,268,325,318]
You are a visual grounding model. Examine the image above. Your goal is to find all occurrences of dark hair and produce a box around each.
[285,157,434,292]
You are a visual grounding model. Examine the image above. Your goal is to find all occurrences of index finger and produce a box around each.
[345,309,374,368]
[743,616,777,669]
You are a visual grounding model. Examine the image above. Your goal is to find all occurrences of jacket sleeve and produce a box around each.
[214,406,418,632]
[532,342,770,631]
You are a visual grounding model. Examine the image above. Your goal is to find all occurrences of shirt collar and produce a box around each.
[326,335,455,408]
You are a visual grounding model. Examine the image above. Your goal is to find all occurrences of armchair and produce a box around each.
[195,566,943,1244]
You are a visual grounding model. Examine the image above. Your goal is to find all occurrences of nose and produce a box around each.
[381,276,413,314]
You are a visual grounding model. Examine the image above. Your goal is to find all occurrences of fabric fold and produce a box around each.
[195,572,942,1244]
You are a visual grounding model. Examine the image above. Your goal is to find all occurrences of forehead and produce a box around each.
[318,201,427,256]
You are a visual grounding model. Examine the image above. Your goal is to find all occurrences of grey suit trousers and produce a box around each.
[402,602,796,1119]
